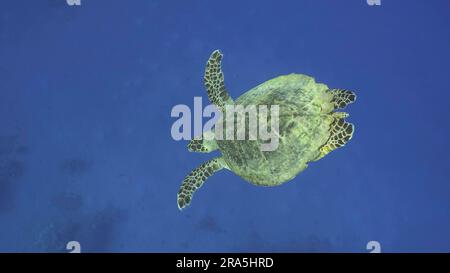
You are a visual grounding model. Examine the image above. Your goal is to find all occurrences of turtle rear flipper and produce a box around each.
[329,89,356,110]
[314,119,354,161]
[177,157,227,210]
[204,50,233,110]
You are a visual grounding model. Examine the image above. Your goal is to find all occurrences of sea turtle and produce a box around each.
[177,50,356,210]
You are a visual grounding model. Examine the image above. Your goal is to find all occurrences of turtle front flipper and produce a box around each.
[329,89,356,110]
[187,131,218,153]
[314,118,354,161]
[177,157,227,210]
[204,50,233,110]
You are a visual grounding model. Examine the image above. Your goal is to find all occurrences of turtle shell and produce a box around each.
[216,74,335,186]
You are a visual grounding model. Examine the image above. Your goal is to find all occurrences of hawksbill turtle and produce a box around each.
[177,50,356,210]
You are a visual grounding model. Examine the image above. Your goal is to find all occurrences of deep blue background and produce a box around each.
[0,0,449,252]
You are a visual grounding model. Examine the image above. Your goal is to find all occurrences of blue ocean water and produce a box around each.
[0,0,449,252]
